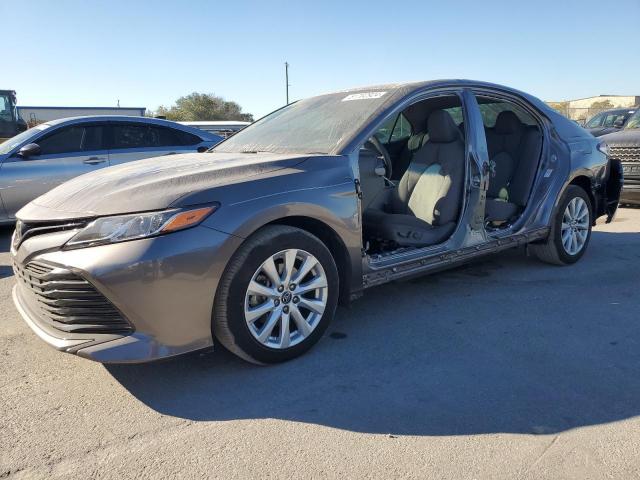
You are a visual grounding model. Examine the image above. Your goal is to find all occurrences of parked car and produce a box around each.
[602,109,640,205]
[0,116,221,222]
[11,80,622,365]
[179,120,250,138]
[584,107,637,137]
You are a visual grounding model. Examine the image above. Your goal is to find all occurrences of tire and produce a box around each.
[213,225,339,364]
[531,185,593,265]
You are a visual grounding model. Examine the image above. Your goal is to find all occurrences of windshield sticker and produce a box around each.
[342,92,387,102]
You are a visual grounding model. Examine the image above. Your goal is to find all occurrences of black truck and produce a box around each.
[585,107,637,137]
[0,90,27,141]
[603,109,640,205]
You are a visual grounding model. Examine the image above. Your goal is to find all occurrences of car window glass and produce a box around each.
[444,106,464,125]
[374,113,412,144]
[37,125,106,155]
[476,100,536,127]
[373,115,397,143]
[38,126,84,155]
[625,110,640,129]
[151,126,181,147]
[603,113,624,127]
[0,124,50,155]
[111,124,194,149]
[214,91,391,155]
[586,113,605,128]
[176,130,202,145]
[389,113,412,142]
[112,124,158,149]
[81,126,104,151]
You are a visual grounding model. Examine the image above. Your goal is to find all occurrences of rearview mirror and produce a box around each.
[17,143,41,159]
[614,118,625,128]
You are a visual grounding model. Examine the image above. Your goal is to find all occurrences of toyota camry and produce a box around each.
[11,80,623,364]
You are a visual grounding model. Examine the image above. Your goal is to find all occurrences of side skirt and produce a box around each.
[362,227,549,288]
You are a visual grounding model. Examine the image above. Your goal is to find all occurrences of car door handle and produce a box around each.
[83,157,107,165]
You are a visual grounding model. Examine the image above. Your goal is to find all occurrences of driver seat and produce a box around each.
[364,110,465,247]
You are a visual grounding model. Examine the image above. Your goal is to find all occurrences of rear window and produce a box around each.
[111,124,202,149]
[175,130,203,145]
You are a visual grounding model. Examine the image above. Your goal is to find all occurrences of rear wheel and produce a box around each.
[531,185,593,265]
[213,225,339,364]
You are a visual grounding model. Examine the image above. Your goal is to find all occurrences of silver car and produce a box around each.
[10,80,621,365]
[0,116,222,223]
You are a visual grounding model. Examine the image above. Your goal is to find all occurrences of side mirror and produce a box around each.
[17,143,41,159]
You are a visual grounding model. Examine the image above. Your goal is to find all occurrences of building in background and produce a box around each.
[18,106,146,126]
[549,95,640,122]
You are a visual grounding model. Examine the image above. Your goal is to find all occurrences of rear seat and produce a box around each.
[484,111,542,222]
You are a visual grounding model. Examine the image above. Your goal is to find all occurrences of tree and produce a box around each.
[589,99,614,111]
[546,101,569,116]
[155,93,253,122]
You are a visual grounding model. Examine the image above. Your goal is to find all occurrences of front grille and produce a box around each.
[13,261,133,335]
[13,219,87,250]
[609,146,640,163]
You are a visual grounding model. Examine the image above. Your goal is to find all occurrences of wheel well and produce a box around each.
[569,175,596,218]
[267,216,352,305]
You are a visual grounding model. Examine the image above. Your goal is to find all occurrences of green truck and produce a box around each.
[0,90,27,142]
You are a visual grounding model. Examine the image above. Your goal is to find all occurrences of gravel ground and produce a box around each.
[1,208,639,479]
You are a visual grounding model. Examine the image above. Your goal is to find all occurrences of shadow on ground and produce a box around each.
[94,228,640,435]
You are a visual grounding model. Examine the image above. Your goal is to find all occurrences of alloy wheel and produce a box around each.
[561,197,590,255]
[244,249,328,349]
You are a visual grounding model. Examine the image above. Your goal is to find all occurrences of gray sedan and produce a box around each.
[11,80,622,364]
[0,116,222,223]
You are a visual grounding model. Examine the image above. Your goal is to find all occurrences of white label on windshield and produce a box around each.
[342,92,387,102]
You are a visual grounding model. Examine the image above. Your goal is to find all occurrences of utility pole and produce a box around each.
[285,62,290,105]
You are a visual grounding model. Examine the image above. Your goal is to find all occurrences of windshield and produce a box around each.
[625,110,640,129]
[0,94,15,123]
[213,90,393,155]
[0,124,50,155]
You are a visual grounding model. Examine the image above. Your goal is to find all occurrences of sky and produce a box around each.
[4,0,640,118]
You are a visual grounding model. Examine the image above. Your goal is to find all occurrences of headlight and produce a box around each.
[64,205,217,249]
[597,141,610,156]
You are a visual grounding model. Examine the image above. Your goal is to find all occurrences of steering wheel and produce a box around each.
[365,136,393,179]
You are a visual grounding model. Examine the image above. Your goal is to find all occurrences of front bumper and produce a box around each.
[11,225,243,363]
[620,186,640,205]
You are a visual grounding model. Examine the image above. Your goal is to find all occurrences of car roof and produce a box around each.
[593,107,637,115]
[180,120,251,126]
[316,79,554,114]
[40,116,222,140]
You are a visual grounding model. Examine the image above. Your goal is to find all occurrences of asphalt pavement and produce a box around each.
[1,209,639,479]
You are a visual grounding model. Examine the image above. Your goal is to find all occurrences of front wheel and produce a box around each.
[213,225,339,364]
[531,185,593,265]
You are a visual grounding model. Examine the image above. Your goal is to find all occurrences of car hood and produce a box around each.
[601,129,640,147]
[588,126,619,137]
[17,152,309,221]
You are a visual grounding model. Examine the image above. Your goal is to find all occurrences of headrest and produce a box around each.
[428,109,460,143]
[494,111,524,135]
